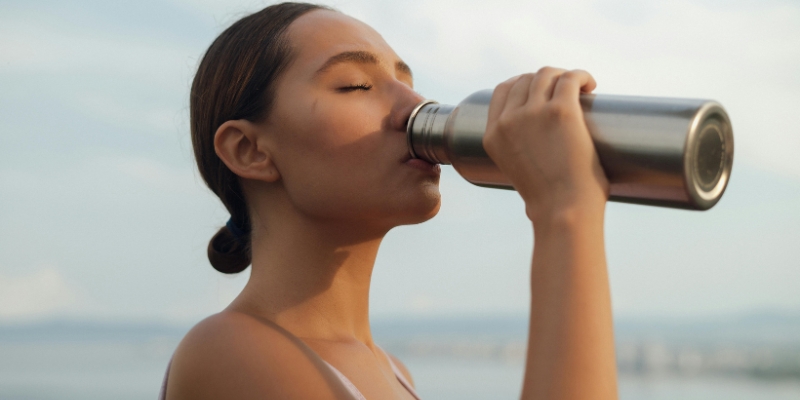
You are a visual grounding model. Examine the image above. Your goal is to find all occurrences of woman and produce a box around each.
[163,2,616,399]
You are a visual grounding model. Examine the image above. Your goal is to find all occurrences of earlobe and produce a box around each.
[214,120,281,183]
[263,163,281,183]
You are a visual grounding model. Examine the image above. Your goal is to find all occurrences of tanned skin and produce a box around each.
[485,70,616,399]
[166,9,616,400]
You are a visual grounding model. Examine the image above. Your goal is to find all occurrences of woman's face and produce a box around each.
[261,9,441,230]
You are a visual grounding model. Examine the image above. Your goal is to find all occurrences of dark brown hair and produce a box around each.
[190,2,328,273]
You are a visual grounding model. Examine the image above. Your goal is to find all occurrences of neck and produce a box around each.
[231,202,387,346]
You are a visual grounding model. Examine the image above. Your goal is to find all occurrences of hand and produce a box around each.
[482,67,609,225]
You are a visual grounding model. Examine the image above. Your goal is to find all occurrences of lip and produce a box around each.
[404,157,441,175]
[399,130,439,175]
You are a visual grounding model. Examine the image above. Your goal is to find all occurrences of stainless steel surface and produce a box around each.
[407,89,734,210]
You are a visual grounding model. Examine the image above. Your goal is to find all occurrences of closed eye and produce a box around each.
[338,83,373,92]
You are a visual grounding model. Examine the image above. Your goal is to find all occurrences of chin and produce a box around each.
[398,183,442,226]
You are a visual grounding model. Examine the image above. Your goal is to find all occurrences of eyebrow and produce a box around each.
[314,50,413,78]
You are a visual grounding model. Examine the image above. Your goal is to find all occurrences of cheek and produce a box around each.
[294,114,384,182]
[287,96,384,159]
[273,108,390,217]
[268,89,438,224]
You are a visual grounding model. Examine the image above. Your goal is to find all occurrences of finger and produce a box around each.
[575,69,597,93]
[552,69,595,104]
[504,73,535,109]
[528,67,567,106]
[488,75,521,125]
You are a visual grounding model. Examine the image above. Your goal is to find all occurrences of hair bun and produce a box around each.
[207,226,251,274]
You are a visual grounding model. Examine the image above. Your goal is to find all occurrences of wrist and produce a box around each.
[528,200,606,237]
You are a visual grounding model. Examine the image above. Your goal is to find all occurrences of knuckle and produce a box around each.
[537,66,555,75]
[514,73,536,85]
[495,80,513,92]
[561,70,580,81]
[572,69,590,77]
[546,103,573,121]
[496,112,515,132]
[539,66,568,76]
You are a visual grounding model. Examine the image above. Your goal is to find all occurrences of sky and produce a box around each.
[0,0,799,323]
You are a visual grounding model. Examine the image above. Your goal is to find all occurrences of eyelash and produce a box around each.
[338,83,373,92]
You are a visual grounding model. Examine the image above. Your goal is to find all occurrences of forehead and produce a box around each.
[286,9,400,75]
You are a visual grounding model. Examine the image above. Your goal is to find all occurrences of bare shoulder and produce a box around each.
[386,351,415,387]
[165,312,352,400]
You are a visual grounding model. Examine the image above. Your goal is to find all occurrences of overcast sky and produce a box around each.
[1,0,799,323]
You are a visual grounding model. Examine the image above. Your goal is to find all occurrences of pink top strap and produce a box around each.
[324,349,422,400]
[379,346,421,400]
[159,348,421,400]
[323,360,369,400]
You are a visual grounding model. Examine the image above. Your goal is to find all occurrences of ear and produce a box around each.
[213,120,280,183]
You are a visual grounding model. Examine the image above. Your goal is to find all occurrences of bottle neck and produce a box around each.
[406,101,456,165]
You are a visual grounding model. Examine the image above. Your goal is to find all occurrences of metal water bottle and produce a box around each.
[407,90,733,210]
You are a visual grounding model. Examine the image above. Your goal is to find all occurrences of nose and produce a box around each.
[389,83,427,133]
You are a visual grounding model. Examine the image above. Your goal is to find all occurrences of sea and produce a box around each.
[2,315,800,400]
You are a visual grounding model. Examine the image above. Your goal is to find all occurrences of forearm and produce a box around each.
[521,208,617,400]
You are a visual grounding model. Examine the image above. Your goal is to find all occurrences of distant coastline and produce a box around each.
[3,312,800,380]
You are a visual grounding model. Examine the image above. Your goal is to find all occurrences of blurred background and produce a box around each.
[1,0,799,399]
